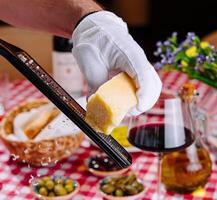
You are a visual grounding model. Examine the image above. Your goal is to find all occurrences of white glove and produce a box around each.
[72,11,162,115]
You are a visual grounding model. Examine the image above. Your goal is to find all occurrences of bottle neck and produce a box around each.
[53,36,73,52]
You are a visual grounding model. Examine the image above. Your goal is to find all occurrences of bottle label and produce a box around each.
[52,52,84,97]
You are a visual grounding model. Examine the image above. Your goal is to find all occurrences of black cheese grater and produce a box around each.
[0,39,132,168]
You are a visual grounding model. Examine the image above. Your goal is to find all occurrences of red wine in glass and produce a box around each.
[127,97,196,199]
[128,123,194,152]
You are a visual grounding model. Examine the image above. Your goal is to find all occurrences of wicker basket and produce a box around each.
[0,99,84,166]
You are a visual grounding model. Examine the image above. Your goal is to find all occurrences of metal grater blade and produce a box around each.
[97,132,132,164]
[0,38,132,168]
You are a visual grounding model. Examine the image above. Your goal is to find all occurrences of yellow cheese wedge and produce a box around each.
[86,72,137,134]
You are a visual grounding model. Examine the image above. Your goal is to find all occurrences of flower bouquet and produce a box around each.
[154,32,217,88]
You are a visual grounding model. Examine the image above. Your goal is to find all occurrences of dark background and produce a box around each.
[1,0,216,62]
[97,0,217,61]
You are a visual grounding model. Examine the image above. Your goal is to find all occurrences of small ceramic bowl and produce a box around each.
[97,176,146,200]
[31,176,80,200]
[85,158,129,177]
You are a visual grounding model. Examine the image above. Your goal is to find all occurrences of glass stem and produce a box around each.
[157,152,162,200]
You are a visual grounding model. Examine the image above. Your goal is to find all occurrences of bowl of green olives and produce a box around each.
[98,173,145,200]
[31,176,80,200]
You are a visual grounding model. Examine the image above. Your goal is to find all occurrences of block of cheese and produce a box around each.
[85,72,137,134]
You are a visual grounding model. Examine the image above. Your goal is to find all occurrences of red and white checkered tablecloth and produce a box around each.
[0,71,217,200]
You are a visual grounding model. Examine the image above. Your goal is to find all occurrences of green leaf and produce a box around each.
[188,58,196,67]
[200,48,212,56]
[204,62,214,69]
[170,44,177,52]
[175,51,189,62]
[193,36,201,45]
[191,72,217,88]
[170,36,177,46]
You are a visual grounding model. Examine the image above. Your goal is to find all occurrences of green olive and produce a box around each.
[48,192,55,197]
[65,184,74,193]
[111,177,120,182]
[101,184,115,194]
[116,178,126,186]
[39,187,48,196]
[54,184,67,196]
[124,185,138,195]
[137,183,144,192]
[42,176,52,182]
[126,173,136,185]
[109,180,116,186]
[115,189,124,197]
[64,179,74,186]
[55,178,65,185]
[132,181,140,188]
[45,180,55,190]
[37,179,45,189]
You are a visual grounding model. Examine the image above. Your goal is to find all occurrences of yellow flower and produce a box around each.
[200,41,209,49]
[181,60,188,67]
[186,46,198,57]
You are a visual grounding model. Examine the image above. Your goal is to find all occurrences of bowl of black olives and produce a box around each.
[31,175,80,200]
[98,173,145,200]
[86,154,129,177]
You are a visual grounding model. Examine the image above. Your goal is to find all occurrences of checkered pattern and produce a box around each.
[0,71,217,200]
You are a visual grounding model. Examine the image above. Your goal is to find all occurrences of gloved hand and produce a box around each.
[72,11,162,115]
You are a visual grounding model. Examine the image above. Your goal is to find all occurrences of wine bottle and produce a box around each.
[161,83,212,193]
[52,36,84,97]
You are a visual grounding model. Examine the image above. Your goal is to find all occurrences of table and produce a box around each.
[0,71,217,200]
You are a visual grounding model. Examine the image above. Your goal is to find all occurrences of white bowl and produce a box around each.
[31,177,80,200]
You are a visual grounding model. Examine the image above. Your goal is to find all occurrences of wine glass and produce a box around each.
[127,96,195,199]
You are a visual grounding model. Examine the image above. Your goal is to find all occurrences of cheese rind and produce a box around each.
[86,72,137,134]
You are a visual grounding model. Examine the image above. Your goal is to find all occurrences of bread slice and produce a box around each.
[22,104,60,139]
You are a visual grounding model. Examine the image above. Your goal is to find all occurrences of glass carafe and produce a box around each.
[161,83,212,194]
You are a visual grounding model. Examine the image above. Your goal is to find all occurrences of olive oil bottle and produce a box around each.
[161,84,212,193]
[162,143,212,193]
